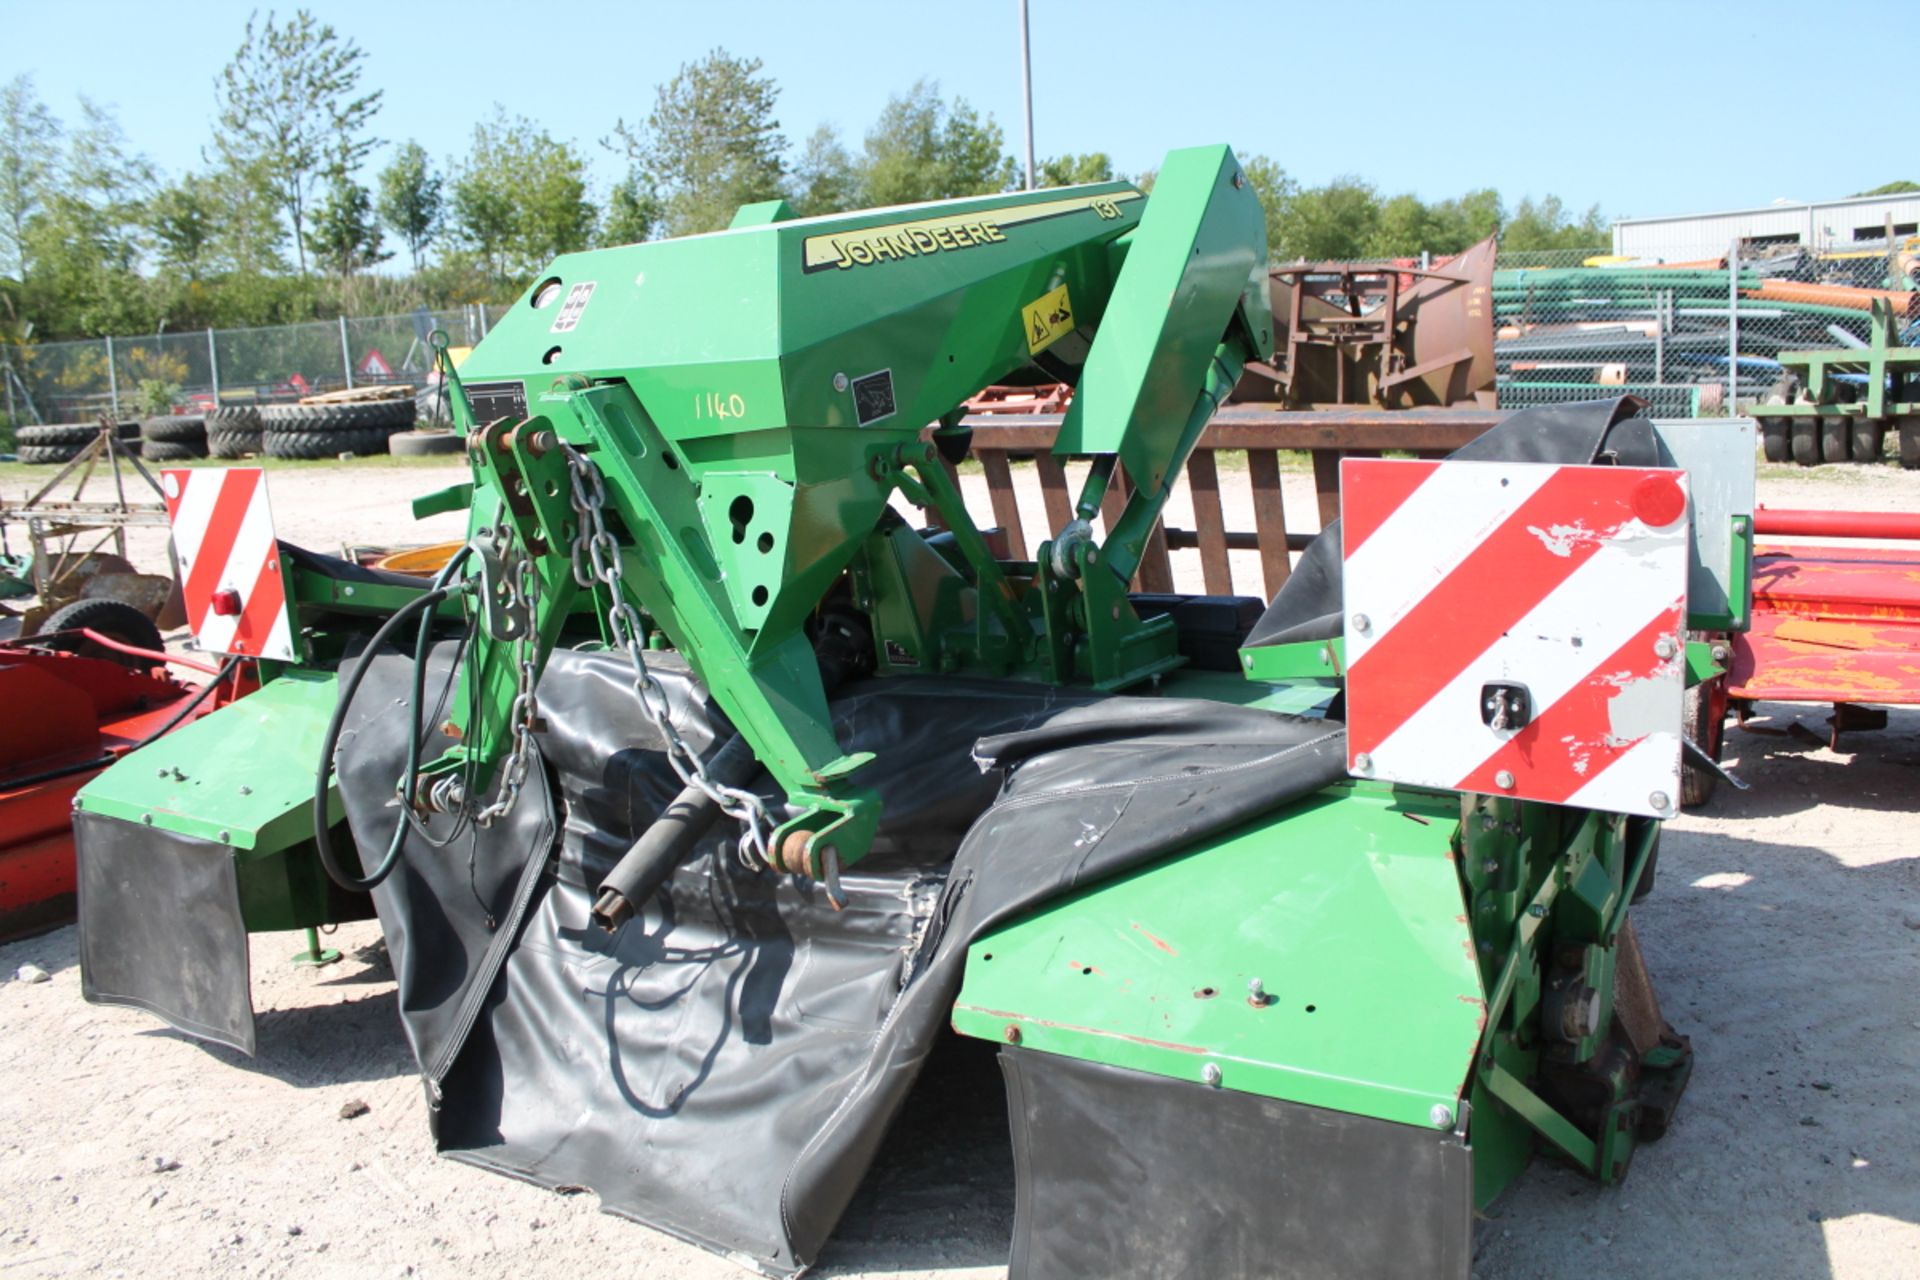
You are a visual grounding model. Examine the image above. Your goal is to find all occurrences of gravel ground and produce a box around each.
[1,452,1916,1278]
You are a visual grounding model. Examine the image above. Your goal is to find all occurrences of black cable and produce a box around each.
[5,654,245,791]
[313,544,476,894]
[312,586,453,893]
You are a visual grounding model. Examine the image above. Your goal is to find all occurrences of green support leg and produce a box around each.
[290,926,341,968]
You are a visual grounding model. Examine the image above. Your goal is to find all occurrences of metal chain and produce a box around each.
[472,554,540,827]
[561,444,776,868]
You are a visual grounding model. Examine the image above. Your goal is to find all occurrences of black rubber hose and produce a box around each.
[312,586,453,893]
[4,654,245,791]
[590,733,758,931]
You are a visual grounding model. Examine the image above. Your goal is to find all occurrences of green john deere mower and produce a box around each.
[73,145,1753,1277]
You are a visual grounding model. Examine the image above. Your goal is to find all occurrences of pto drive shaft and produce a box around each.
[591,733,759,931]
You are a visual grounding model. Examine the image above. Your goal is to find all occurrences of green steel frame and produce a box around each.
[437,145,1271,877]
[73,144,1717,1249]
[1767,298,1920,423]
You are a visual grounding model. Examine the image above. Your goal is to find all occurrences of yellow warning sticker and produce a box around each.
[1022,284,1075,355]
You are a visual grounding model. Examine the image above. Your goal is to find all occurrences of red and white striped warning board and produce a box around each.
[1342,457,1690,819]
[160,468,297,662]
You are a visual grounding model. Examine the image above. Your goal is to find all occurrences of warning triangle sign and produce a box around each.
[357,347,393,377]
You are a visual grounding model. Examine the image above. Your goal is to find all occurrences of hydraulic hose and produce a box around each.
[312,545,473,894]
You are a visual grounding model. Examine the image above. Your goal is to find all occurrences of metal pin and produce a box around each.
[832,373,849,392]
[1494,770,1516,790]
[1202,1063,1223,1086]
[1350,613,1372,634]
[1654,635,1677,659]
[1649,790,1672,812]
[1429,1103,1454,1129]
[1352,752,1373,774]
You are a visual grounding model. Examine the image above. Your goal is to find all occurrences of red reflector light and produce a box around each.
[210,587,243,617]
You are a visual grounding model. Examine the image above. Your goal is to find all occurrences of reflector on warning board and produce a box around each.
[160,467,298,662]
[1341,457,1690,820]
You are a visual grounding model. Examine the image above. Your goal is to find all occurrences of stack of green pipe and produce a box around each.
[1491,268,1875,330]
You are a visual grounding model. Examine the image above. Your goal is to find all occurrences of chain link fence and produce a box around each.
[1492,236,1919,417]
[5,236,1915,437]
[1,304,504,429]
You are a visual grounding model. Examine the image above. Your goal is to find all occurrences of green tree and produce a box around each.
[450,110,595,279]
[600,175,660,246]
[1426,188,1503,253]
[375,141,442,271]
[205,157,289,275]
[788,124,858,216]
[147,180,221,280]
[856,80,1013,207]
[610,48,787,237]
[1853,180,1919,196]
[1501,195,1607,253]
[212,8,383,273]
[1274,176,1381,260]
[1036,152,1114,188]
[1368,193,1434,256]
[17,99,156,338]
[0,75,61,283]
[1238,155,1295,258]
[304,172,388,276]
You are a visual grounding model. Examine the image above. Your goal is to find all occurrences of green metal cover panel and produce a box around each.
[458,179,1147,451]
[952,782,1485,1130]
[74,669,345,851]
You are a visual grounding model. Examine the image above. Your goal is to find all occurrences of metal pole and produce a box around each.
[1654,289,1667,384]
[105,335,120,419]
[339,315,354,390]
[1019,0,1036,190]
[1726,239,1739,413]
[207,327,221,407]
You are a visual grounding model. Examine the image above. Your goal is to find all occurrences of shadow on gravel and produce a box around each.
[1702,702,1919,821]
[1479,821,1920,1280]
[142,986,415,1088]
[816,1032,1016,1275]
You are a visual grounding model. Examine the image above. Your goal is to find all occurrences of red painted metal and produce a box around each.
[1727,512,1920,708]
[0,644,236,940]
[1752,507,1920,541]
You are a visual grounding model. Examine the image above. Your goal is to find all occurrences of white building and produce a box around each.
[1612,192,1920,261]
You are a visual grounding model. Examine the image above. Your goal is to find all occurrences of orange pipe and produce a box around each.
[1748,278,1917,315]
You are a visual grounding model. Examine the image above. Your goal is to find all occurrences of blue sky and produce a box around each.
[3,0,1908,223]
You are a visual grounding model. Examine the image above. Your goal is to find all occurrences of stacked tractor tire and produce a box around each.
[15,394,421,464]
[141,414,208,461]
[13,421,137,465]
[208,405,265,458]
[260,397,416,458]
